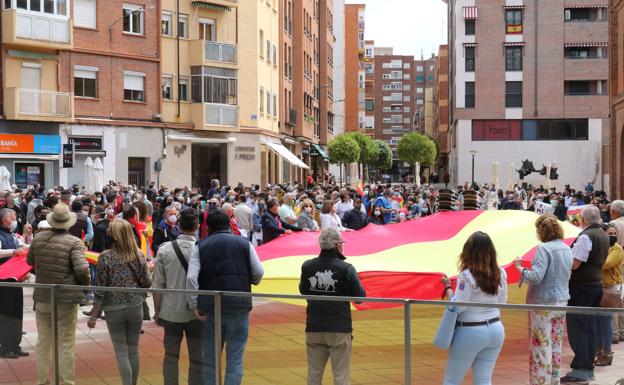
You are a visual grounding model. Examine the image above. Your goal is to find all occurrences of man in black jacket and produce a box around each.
[341,197,368,231]
[299,228,366,385]
[91,206,113,253]
[261,198,301,244]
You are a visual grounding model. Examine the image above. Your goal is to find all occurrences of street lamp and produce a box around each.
[469,150,478,189]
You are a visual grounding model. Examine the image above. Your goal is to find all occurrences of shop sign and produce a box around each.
[68,137,102,152]
[234,146,256,161]
[62,144,74,168]
[0,134,61,154]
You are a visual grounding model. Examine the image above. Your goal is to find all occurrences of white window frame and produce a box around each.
[7,0,69,16]
[122,3,144,35]
[161,11,172,36]
[73,65,98,98]
[178,77,189,101]
[162,75,173,100]
[123,70,145,102]
[178,14,188,38]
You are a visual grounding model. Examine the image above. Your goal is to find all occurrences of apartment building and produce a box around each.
[279,0,334,183]
[414,56,437,134]
[344,3,365,134]
[610,0,624,199]
[363,39,375,135]
[445,0,609,190]
[433,44,450,177]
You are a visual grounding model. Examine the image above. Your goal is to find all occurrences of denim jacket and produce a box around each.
[523,239,573,304]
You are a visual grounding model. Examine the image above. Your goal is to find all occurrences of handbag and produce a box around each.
[600,287,623,308]
[433,307,458,349]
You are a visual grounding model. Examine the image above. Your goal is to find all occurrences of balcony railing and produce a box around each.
[205,103,237,126]
[4,88,72,120]
[287,108,297,126]
[2,9,72,47]
[205,41,237,64]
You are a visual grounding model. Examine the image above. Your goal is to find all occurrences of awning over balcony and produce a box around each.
[504,42,526,46]
[463,6,478,19]
[564,42,608,47]
[311,144,330,161]
[503,5,525,9]
[191,1,232,12]
[265,141,309,169]
[462,42,478,47]
[564,4,607,8]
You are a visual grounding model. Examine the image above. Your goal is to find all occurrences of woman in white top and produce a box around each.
[319,200,353,232]
[442,231,507,385]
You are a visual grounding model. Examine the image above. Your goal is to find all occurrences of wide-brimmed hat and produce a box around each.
[46,203,77,230]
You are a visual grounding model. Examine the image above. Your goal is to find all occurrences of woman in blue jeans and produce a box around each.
[88,219,152,385]
[442,231,508,385]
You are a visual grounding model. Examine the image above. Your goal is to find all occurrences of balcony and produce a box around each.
[564,22,608,44]
[190,103,238,130]
[564,57,608,80]
[2,9,72,50]
[3,88,73,122]
[190,40,237,67]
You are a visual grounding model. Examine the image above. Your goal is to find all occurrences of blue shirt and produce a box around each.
[375,196,392,224]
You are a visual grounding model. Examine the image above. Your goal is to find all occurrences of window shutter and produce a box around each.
[74,0,96,29]
[74,70,97,79]
[124,72,145,91]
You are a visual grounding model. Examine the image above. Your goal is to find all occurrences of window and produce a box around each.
[403,95,411,102]
[123,4,144,35]
[161,12,172,36]
[178,77,188,101]
[416,98,424,105]
[259,29,265,57]
[266,92,271,116]
[416,87,424,93]
[505,81,522,107]
[365,99,374,111]
[74,66,97,98]
[564,80,607,95]
[404,74,410,80]
[178,15,187,38]
[416,65,424,72]
[505,47,522,71]
[162,76,172,99]
[9,0,67,15]
[403,63,411,69]
[465,19,475,35]
[391,93,402,101]
[124,71,145,102]
[272,93,277,116]
[465,81,475,108]
[259,88,264,113]
[565,47,606,59]
[565,7,605,21]
[505,9,523,34]
[74,0,96,28]
[465,47,475,71]
[273,45,277,66]
[266,40,271,63]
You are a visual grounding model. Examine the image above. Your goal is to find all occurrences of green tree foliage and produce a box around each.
[347,131,379,166]
[374,140,393,171]
[328,134,360,165]
[397,133,437,172]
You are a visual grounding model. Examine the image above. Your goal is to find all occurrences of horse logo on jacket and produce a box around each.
[309,270,337,292]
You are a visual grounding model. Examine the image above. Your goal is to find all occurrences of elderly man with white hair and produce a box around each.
[561,205,610,384]
[279,193,298,225]
[610,199,624,344]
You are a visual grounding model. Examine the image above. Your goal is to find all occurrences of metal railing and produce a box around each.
[204,41,237,64]
[2,281,623,385]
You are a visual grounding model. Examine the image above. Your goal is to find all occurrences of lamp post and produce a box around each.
[469,150,477,188]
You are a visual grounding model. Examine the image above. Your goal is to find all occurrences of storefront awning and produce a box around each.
[265,142,309,169]
[311,144,330,161]
[463,6,478,19]
[191,1,232,12]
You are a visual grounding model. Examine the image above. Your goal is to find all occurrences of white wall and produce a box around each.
[454,119,603,191]
[330,0,346,179]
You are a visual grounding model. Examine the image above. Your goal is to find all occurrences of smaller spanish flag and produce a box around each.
[355,179,365,197]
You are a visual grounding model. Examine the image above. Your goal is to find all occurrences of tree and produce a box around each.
[397,133,437,180]
[374,140,393,172]
[347,131,379,181]
[328,134,360,184]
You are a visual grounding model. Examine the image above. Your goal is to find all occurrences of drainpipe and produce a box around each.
[176,0,180,118]
[533,0,538,116]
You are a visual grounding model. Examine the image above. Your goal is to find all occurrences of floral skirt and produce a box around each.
[529,310,566,385]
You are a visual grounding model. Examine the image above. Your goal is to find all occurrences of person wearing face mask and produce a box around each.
[299,228,366,385]
[32,205,50,237]
[594,223,624,366]
[261,198,302,244]
[0,208,31,359]
[251,199,266,246]
[342,198,369,231]
[91,206,114,253]
[334,190,354,220]
[68,201,90,243]
[5,193,25,234]
[297,199,320,231]
[152,206,180,255]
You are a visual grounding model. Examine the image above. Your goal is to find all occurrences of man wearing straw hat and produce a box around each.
[27,203,90,385]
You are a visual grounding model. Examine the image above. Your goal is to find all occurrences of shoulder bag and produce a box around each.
[171,240,189,273]
[433,306,458,349]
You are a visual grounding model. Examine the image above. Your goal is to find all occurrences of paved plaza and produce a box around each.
[1,286,623,385]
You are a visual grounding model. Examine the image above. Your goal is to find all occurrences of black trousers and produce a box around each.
[162,319,203,385]
[0,286,23,353]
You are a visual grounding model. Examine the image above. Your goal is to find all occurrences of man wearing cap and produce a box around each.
[341,197,369,231]
[299,228,366,385]
[27,203,90,385]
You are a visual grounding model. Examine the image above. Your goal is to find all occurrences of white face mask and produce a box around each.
[168,215,177,224]
[374,210,381,216]
[304,207,312,213]
[9,220,17,232]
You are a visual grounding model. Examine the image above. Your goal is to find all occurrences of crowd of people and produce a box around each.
[0,177,621,385]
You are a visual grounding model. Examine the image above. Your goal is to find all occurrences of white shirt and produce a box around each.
[451,268,508,322]
[278,204,297,224]
[335,200,353,219]
[320,213,347,232]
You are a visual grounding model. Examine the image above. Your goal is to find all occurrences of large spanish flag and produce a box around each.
[255,210,580,310]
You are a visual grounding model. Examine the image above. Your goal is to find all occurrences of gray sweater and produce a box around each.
[523,239,573,304]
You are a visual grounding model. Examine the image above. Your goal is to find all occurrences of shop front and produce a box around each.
[310,143,329,181]
[0,132,61,189]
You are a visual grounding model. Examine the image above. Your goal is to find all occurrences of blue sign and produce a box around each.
[33,135,61,154]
